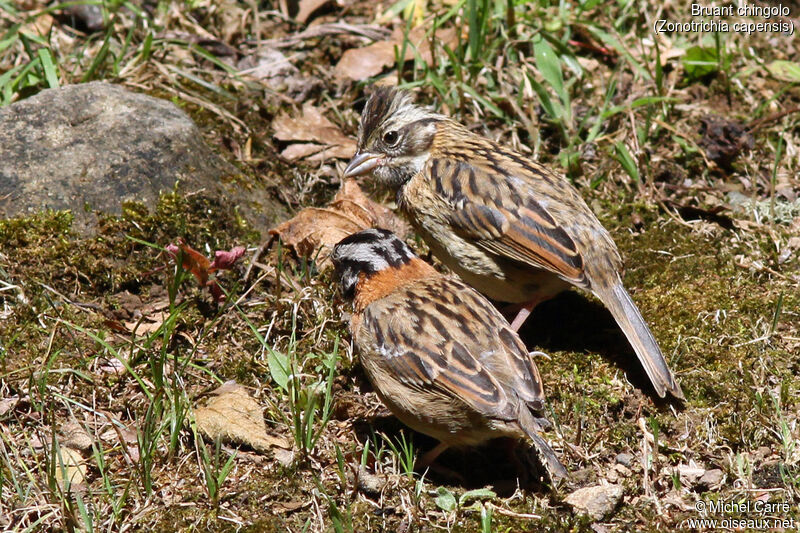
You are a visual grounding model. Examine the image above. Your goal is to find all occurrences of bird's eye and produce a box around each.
[383,130,399,146]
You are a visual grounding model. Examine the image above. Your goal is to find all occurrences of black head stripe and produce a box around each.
[331,229,416,299]
[360,88,414,148]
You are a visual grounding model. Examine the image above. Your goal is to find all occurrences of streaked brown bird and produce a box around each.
[331,228,566,481]
[343,88,683,400]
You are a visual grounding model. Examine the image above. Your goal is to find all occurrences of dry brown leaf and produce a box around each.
[334,26,459,81]
[334,40,397,82]
[269,179,409,270]
[124,311,166,336]
[0,396,19,417]
[295,0,331,24]
[281,142,354,162]
[23,13,54,37]
[100,425,138,444]
[272,500,310,514]
[97,357,126,375]
[61,422,93,452]
[54,446,88,487]
[272,103,355,162]
[238,48,297,81]
[194,381,291,454]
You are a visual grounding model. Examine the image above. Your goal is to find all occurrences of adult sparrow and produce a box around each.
[331,228,566,480]
[343,88,683,400]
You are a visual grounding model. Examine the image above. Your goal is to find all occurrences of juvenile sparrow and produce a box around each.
[331,228,566,480]
[343,88,683,400]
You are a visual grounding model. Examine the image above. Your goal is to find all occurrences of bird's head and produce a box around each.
[331,228,416,300]
[343,87,442,189]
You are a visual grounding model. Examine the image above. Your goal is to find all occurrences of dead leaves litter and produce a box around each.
[334,26,459,81]
[272,102,356,161]
[269,179,409,270]
[194,381,292,455]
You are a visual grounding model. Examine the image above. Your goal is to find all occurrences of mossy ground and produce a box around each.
[2,184,796,531]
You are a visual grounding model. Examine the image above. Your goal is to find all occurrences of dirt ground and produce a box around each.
[1,0,799,531]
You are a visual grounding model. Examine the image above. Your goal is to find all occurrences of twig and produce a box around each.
[249,23,391,49]
[485,503,541,520]
[748,106,800,132]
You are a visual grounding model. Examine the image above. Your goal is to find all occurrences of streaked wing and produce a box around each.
[444,280,547,409]
[493,322,546,411]
[428,156,587,286]
[360,279,533,422]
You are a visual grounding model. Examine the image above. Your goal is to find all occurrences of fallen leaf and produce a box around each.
[137,297,171,316]
[121,310,167,336]
[238,48,297,81]
[211,246,246,270]
[272,103,356,162]
[97,357,126,375]
[54,446,88,487]
[269,179,409,270]
[22,12,54,37]
[100,425,138,444]
[272,500,310,514]
[271,207,365,263]
[281,142,354,162]
[164,239,245,302]
[334,40,397,81]
[122,319,164,336]
[0,396,19,416]
[335,26,459,81]
[166,239,212,286]
[194,381,291,454]
[698,115,754,170]
[295,0,331,24]
[766,60,800,83]
[61,422,93,452]
[274,447,294,466]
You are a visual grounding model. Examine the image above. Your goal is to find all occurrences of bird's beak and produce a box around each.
[343,151,382,178]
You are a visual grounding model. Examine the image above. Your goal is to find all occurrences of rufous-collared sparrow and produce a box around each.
[331,228,566,480]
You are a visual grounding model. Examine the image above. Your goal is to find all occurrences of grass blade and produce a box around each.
[37,48,59,88]
[614,141,640,182]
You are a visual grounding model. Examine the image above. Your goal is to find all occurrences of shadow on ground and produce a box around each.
[518,290,682,408]
[351,416,556,496]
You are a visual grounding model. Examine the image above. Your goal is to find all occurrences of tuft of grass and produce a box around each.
[250,304,339,460]
[383,430,417,480]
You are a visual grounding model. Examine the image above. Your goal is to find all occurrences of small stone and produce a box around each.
[355,465,387,496]
[756,446,774,460]
[698,469,724,489]
[615,453,633,467]
[565,484,624,520]
[274,447,294,467]
[677,463,705,485]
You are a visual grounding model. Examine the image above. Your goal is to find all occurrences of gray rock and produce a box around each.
[63,4,105,32]
[615,452,633,467]
[0,82,285,234]
[354,465,387,496]
[697,468,724,489]
[565,484,624,520]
